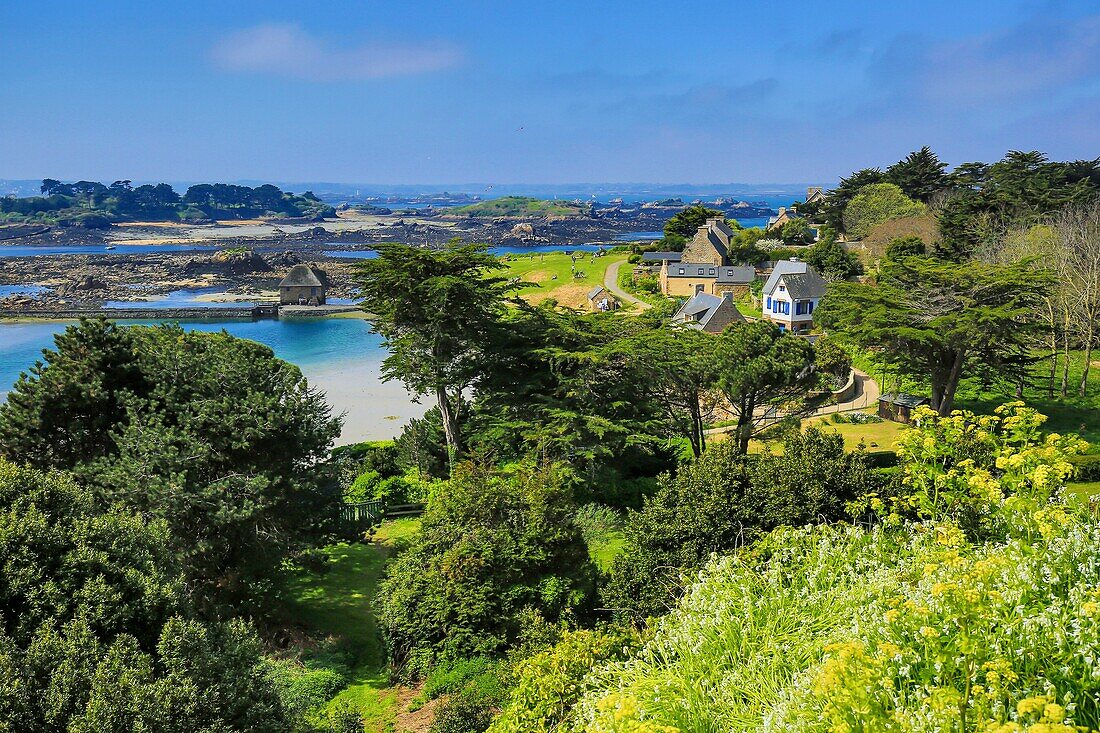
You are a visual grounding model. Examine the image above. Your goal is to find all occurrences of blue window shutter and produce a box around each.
[766,296,771,309]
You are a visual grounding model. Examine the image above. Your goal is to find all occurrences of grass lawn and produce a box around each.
[804,413,908,451]
[1068,481,1100,499]
[280,518,420,731]
[588,530,626,571]
[501,251,626,309]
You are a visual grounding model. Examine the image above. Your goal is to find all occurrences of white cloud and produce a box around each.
[209,23,462,81]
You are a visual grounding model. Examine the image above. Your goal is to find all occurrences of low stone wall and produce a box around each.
[0,307,256,320]
[831,369,858,403]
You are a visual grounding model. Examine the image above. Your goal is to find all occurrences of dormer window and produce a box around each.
[678,268,685,275]
[708,268,715,275]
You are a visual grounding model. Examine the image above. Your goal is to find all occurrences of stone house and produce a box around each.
[279,264,327,305]
[670,292,746,333]
[659,217,759,296]
[588,285,620,312]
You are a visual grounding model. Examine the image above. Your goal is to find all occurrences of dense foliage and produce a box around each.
[376,463,598,678]
[816,255,1052,415]
[0,179,333,224]
[0,459,292,732]
[0,319,342,610]
[605,428,872,620]
[497,405,1098,733]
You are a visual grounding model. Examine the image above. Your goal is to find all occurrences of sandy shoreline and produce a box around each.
[303,361,427,444]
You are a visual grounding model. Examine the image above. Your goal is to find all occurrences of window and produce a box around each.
[678,268,685,275]
[795,301,804,315]
[709,268,716,275]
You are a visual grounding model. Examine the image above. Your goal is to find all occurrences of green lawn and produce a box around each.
[501,251,625,309]
[804,413,907,451]
[1068,481,1100,499]
[280,518,421,731]
[588,531,626,571]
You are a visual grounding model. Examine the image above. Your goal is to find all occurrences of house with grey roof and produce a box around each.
[761,258,827,334]
[279,264,326,305]
[588,285,619,312]
[659,217,760,297]
[670,291,746,333]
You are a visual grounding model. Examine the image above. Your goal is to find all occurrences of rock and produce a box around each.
[510,222,535,239]
[73,274,107,291]
[308,226,329,237]
[265,250,303,268]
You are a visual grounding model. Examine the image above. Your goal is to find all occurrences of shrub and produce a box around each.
[377,462,598,677]
[572,503,623,545]
[345,469,380,502]
[842,183,926,240]
[488,627,641,733]
[1069,452,1100,482]
[605,430,870,620]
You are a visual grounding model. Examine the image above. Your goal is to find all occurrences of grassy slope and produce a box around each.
[447,196,586,218]
[281,519,421,731]
[501,251,626,309]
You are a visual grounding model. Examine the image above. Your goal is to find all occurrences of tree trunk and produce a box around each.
[690,396,705,458]
[1061,319,1072,397]
[1080,324,1095,398]
[1046,299,1059,398]
[735,395,755,455]
[939,348,967,416]
[435,383,460,468]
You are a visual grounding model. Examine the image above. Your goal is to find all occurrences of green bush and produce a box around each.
[1069,453,1100,482]
[488,627,640,733]
[377,463,598,678]
[265,658,347,722]
[344,469,381,502]
[605,429,872,620]
[572,503,622,545]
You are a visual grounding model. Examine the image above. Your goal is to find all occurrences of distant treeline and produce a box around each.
[798,148,1100,259]
[0,179,335,227]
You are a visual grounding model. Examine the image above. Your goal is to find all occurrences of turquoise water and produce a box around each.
[0,317,383,396]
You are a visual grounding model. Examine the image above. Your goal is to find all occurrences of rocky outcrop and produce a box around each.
[183,250,271,276]
[68,274,107,291]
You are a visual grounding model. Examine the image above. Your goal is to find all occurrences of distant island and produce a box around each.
[0,179,335,228]
[446,195,591,218]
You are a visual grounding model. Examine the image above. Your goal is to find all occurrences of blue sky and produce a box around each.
[1,1,1097,185]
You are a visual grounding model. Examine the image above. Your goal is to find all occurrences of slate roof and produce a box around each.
[781,269,828,299]
[279,264,323,288]
[641,251,681,262]
[707,217,736,244]
[763,259,810,295]
[716,266,757,284]
[588,286,606,300]
[671,292,746,332]
[879,393,930,409]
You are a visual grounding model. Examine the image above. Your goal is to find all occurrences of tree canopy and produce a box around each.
[0,319,341,610]
[815,256,1053,414]
[355,242,511,464]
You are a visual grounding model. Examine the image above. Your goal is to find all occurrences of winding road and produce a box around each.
[604,258,652,310]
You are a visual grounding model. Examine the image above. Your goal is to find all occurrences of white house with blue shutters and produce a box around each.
[761,258,827,334]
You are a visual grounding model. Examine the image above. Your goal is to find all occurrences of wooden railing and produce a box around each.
[334,500,426,541]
